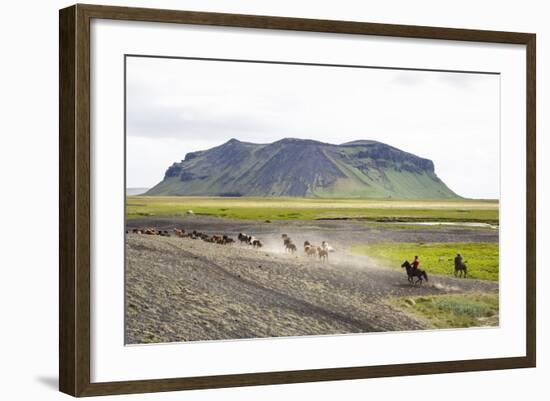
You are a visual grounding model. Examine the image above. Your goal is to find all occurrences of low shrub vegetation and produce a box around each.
[390,293,499,328]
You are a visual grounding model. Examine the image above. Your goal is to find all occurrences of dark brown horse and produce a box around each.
[454,262,468,278]
[401,261,429,285]
[286,243,297,253]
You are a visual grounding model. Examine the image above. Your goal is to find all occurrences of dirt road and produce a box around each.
[125,218,498,344]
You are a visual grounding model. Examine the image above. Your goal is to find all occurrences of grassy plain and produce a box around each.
[126,196,498,223]
[389,293,499,328]
[352,242,499,281]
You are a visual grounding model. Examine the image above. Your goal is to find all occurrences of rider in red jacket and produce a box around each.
[412,256,420,270]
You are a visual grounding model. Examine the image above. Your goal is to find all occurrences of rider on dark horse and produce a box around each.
[454,253,468,277]
[401,256,428,284]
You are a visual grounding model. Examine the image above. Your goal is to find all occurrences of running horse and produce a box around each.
[401,261,429,285]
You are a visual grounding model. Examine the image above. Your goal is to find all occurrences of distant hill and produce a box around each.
[146,138,459,199]
[126,187,150,196]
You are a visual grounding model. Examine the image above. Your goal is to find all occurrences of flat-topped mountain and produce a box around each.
[146,138,459,199]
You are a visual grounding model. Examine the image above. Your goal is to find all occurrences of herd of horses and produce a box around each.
[281,234,333,262]
[129,227,235,245]
[128,228,469,284]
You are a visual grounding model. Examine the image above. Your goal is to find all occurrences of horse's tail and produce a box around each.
[422,271,428,282]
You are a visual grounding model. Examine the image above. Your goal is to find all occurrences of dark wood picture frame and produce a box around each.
[59,3,536,397]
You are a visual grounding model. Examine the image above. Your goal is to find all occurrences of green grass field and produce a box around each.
[126,196,498,223]
[390,293,499,328]
[352,242,499,281]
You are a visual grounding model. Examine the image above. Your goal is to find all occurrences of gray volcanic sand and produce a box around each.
[125,217,498,344]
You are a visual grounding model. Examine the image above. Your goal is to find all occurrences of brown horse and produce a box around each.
[304,245,317,257]
[318,247,328,262]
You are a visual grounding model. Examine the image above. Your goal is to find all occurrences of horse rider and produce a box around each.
[454,253,463,269]
[412,255,420,270]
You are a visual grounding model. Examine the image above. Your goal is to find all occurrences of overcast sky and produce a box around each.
[126,56,500,199]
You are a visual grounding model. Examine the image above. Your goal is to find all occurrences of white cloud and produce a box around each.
[126,56,500,199]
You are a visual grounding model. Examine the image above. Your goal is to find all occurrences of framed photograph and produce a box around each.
[59,4,536,397]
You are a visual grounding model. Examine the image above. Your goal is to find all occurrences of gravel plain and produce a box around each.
[125,216,498,344]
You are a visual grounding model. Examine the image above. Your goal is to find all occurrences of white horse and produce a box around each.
[321,241,335,253]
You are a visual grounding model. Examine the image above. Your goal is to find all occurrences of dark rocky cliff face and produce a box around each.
[147,138,458,199]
